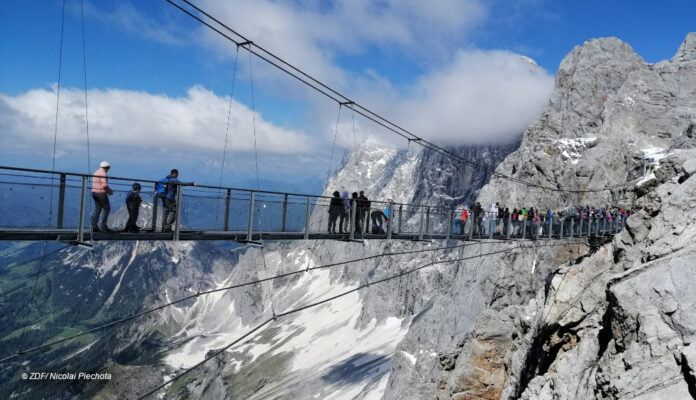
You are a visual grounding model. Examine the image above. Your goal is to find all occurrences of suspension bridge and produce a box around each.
[0,165,626,245]
[0,1,637,398]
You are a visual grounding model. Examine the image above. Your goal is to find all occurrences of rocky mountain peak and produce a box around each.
[673,32,696,62]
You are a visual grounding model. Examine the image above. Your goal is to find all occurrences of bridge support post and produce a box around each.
[522,219,526,240]
[397,205,402,234]
[174,186,183,241]
[418,207,424,241]
[281,194,288,232]
[350,201,356,241]
[223,189,231,231]
[387,204,393,240]
[304,196,311,240]
[569,218,574,238]
[489,213,494,240]
[578,218,583,238]
[560,217,564,239]
[151,183,158,232]
[468,215,474,241]
[247,192,255,242]
[506,212,512,240]
[446,208,453,241]
[602,218,607,237]
[425,207,430,239]
[77,176,87,242]
[549,216,553,240]
[57,173,66,229]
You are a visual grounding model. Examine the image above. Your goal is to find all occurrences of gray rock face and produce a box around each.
[436,33,696,400]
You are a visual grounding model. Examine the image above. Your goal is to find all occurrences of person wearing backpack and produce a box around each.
[124,183,142,232]
[158,169,196,232]
[91,161,114,232]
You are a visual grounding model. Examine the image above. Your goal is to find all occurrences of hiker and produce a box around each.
[488,202,499,235]
[502,207,509,235]
[472,202,483,235]
[351,192,361,233]
[124,183,142,232]
[358,191,370,233]
[91,161,114,232]
[452,204,463,235]
[370,210,387,234]
[384,199,394,231]
[328,191,343,234]
[340,191,350,233]
[157,169,196,232]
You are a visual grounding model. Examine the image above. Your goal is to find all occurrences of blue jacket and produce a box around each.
[165,175,194,200]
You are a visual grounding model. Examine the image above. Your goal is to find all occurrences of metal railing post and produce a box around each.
[364,206,370,234]
[246,192,255,241]
[386,204,393,240]
[569,218,574,238]
[418,207,424,241]
[506,212,512,240]
[578,218,583,238]
[151,183,158,232]
[425,207,431,238]
[223,189,231,231]
[522,218,527,239]
[602,217,607,237]
[173,186,183,241]
[57,173,66,229]
[350,201,356,241]
[77,176,87,242]
[281,194,288,232]
[488,212,494,239]
[397,205,403,234]
[446,208,453,241]
[548,216,553,239]
[468,215,474,240]
[304,196,311,240]
[560,217,564,239]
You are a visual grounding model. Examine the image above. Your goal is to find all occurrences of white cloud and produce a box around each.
[0,85,313,156]
[194,0,486,84]
[189,0,552,147]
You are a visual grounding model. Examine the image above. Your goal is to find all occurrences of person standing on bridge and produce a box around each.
[358,191,370,234]
[340,191,350,233]
[124,183,142,232]
[328,191,343,234]
[91,161,114,232]
[159,169,196,232]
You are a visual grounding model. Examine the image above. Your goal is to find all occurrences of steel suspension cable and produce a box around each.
[196,47,241,295]
[164,0,635,195]
[17,0,67,354]
[248,43,260,190]
[0,240,482,363]
[80,0,91,173]
[137,239,585,399]
[326,104,343,184]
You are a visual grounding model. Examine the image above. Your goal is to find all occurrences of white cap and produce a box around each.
[100,161,110,168]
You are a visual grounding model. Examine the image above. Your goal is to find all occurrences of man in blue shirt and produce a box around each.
[158,169,196,232]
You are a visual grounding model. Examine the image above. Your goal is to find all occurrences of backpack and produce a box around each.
[155,178,169,197]
[461,209,468,222]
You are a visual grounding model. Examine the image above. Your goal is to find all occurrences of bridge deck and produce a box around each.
[0,229,613,243]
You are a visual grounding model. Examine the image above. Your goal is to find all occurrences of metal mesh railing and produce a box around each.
[0,166,629,242]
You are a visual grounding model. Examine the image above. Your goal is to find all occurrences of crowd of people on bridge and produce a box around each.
[90,162,196,233]
[452,201,631,238]
[328,190,393,234]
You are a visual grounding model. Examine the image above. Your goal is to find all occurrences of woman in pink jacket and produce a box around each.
[91,161,114,232]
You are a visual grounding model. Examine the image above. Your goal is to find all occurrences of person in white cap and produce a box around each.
[91,161,114,232]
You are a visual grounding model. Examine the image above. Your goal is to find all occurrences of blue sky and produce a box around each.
[1,0,694,190]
